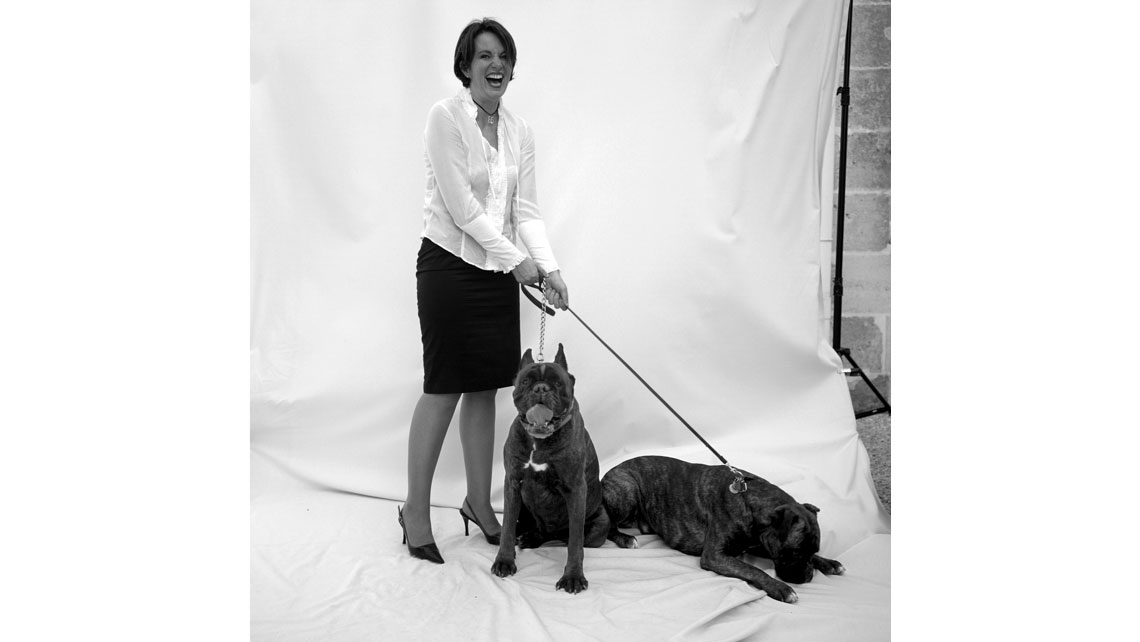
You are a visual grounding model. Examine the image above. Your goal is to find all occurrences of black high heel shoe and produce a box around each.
[459,498,501,546]
[398,506,444,564]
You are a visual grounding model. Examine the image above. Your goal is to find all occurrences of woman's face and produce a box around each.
[466,32,513,106]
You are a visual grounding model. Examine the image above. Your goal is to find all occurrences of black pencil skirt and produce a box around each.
[416,238,520,394]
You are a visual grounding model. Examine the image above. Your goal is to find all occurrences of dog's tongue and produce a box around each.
[526,404,554,426]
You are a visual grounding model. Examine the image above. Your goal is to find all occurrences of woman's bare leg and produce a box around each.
[459,389,502,536]
[404,392,461,546]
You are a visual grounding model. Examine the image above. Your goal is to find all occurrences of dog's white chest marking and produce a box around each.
[523,443,549,472]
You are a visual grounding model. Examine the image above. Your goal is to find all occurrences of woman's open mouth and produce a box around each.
[487,73,504,89]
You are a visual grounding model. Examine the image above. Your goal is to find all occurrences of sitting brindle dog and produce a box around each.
[602,455,845,603]
[491,344,609,593]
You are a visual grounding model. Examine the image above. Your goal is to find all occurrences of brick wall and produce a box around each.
[834,0,890,411]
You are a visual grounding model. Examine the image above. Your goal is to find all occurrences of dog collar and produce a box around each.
[520,399,576,431]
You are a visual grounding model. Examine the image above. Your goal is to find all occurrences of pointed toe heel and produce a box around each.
[398,506,444,564]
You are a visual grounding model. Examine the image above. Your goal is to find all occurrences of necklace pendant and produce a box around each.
[488,115,496,127]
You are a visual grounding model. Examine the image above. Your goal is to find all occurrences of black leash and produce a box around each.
[521,282,748,493]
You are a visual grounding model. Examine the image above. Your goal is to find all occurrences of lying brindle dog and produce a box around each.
[602,455,845,603]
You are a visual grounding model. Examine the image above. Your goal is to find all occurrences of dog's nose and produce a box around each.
[533,383,550,394]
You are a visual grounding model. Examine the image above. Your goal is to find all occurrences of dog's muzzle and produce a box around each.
[775,561,815,584]
[520,400,575,439]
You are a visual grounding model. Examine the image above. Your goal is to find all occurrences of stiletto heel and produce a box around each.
[398,506,444,564]
[458,498,501,546]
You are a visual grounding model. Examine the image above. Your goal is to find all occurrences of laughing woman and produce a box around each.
[398,18,570,564]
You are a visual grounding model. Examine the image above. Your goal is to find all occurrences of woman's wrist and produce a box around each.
[506,253,527,273]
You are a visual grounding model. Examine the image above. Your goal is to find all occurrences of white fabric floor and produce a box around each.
[252,439,890,642]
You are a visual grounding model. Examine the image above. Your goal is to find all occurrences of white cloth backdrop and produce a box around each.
[252,1,889,639]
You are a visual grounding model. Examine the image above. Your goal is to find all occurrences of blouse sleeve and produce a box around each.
[515,120,560,273]
[424,103,526,272]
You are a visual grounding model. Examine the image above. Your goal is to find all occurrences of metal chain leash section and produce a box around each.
[536,279,548,362]
[520,281,748,494]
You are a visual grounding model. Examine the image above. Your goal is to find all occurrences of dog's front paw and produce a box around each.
[754,580,798,604]
[490,556,517,578]
[556,571,589,594]
[610,532,638,549]
[812,555,846,576]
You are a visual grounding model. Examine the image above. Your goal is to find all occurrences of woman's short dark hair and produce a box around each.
[453,18,517,87]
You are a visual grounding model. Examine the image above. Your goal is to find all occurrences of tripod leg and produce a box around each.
[840,349,891,417]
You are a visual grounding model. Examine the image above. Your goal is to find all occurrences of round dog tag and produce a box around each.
[729,478,747,494]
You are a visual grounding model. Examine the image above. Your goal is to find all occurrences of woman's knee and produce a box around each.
[414,392,461,421]
[422,392,462,406]
[462,389,498,405]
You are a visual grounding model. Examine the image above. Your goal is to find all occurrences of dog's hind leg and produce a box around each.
[515,503,546,549]
[584,506,611,548]
[601,470,640,548]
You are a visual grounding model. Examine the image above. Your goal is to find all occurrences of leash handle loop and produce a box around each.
[521,282,557,316]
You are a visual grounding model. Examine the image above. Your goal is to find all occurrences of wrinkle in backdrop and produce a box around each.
[251,0,888,557]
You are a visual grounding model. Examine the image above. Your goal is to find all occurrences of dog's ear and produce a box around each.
[765,504,789,529]
[769,504,801,527]
[520,349,535,370]
[773,505,809,546]
[554,343,568,371]
[804,503,820,515]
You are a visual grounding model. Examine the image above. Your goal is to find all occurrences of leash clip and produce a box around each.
[727,464,748,494]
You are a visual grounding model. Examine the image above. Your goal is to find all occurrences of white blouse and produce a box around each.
[421,88,559,274]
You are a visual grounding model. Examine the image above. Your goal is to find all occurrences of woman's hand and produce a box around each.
[511,257,541,285]
[543,270,569,311]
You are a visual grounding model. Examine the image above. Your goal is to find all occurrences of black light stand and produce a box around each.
[832,0,891,419]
